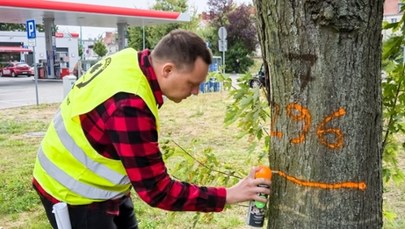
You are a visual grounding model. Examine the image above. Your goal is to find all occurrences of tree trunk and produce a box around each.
[253,1,384,228]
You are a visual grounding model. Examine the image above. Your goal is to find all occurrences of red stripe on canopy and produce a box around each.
[0,47,32,53]
[0,0,181,19]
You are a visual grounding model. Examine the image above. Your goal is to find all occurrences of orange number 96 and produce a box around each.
[271,103,345,149]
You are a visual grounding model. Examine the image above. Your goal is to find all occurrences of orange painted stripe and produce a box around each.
[276,171,367,191]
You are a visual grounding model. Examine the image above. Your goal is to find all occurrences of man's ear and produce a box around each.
[162,63,174,78]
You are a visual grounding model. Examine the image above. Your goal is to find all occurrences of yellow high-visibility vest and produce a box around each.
[33,48,159,205]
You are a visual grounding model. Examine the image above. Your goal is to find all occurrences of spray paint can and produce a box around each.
[247,165,272,227]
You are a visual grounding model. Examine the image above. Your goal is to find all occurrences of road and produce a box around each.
[0,76,64,109]
[0,74,241,110]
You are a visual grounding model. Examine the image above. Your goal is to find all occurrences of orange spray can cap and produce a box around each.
[255,165,272,180]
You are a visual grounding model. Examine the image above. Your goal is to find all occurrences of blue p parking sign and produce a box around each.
[26,20,36,39]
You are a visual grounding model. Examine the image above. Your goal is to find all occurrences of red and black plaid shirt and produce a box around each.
[33,49,226,214]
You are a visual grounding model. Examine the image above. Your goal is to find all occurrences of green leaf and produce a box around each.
[383,22,399,30]
[382,36,403,60]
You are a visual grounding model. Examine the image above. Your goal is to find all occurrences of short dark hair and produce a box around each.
[151,29,212,70]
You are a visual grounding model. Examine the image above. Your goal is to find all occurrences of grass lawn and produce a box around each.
[0,91,403,228]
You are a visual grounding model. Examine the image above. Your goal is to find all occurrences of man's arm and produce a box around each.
[105,95,226,212]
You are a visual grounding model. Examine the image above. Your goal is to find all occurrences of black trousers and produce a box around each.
[39,195,138,229]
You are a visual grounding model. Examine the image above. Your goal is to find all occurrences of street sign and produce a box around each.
[26,19,36,39]
[218,27,227,40]
[218,27,227,74]
[26,19,39,105]
[218,40,227,52]
[28,39,36,47]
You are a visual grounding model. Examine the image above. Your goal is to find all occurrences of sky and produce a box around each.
[58,0,253,39]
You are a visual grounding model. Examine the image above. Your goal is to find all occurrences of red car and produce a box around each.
[0,62,34,77]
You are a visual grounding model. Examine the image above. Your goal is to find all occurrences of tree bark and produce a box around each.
[253,0,384,228]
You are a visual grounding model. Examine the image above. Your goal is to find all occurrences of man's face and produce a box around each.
[159,57,209,103]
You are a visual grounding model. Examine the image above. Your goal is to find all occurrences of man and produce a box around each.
[32,29,271,229]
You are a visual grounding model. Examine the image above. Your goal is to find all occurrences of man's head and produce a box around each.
[150,29,212,103]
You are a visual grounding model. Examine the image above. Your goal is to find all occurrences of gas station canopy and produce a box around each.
[0,0,190,27]
[0,0,190,79]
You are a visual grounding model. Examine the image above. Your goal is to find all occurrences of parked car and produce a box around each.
[249,64,266,88]
[0,62,34,77]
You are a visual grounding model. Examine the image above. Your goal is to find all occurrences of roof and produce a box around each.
[0,0,190,27]
[0,46,32,53]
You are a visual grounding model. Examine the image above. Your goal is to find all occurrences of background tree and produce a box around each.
[93,39,107,58]
[127,0,199,50]
[0,23,46,32]
[381,9,405,186]
[225,4,257,73]
[206,0,234,57]
[207,0,234,28]
[127,26,150,50]
[0,23,25,31]
[207,0,258,73]
[253,0,384,228]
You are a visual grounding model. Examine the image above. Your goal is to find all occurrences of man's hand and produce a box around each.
[225,166,272,204]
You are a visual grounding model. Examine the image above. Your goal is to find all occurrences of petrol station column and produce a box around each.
[117,22,128,51]
[43,17,56,78]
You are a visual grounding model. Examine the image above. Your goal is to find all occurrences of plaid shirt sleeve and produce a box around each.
[32,50,226,212]
[101,93,227,212]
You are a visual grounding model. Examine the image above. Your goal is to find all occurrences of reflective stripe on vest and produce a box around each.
[37,148,126,200]
[52,109,129,185]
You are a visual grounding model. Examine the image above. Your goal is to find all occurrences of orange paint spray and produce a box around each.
[246,165,272,227]
[275,171,366,191]
[246,165,366,227]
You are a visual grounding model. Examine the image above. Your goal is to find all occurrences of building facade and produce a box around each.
[383,0,404,39]
[384,0,403,23]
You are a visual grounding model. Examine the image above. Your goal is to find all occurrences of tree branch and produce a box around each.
[171,140,243,179]
[382,65,404,150]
